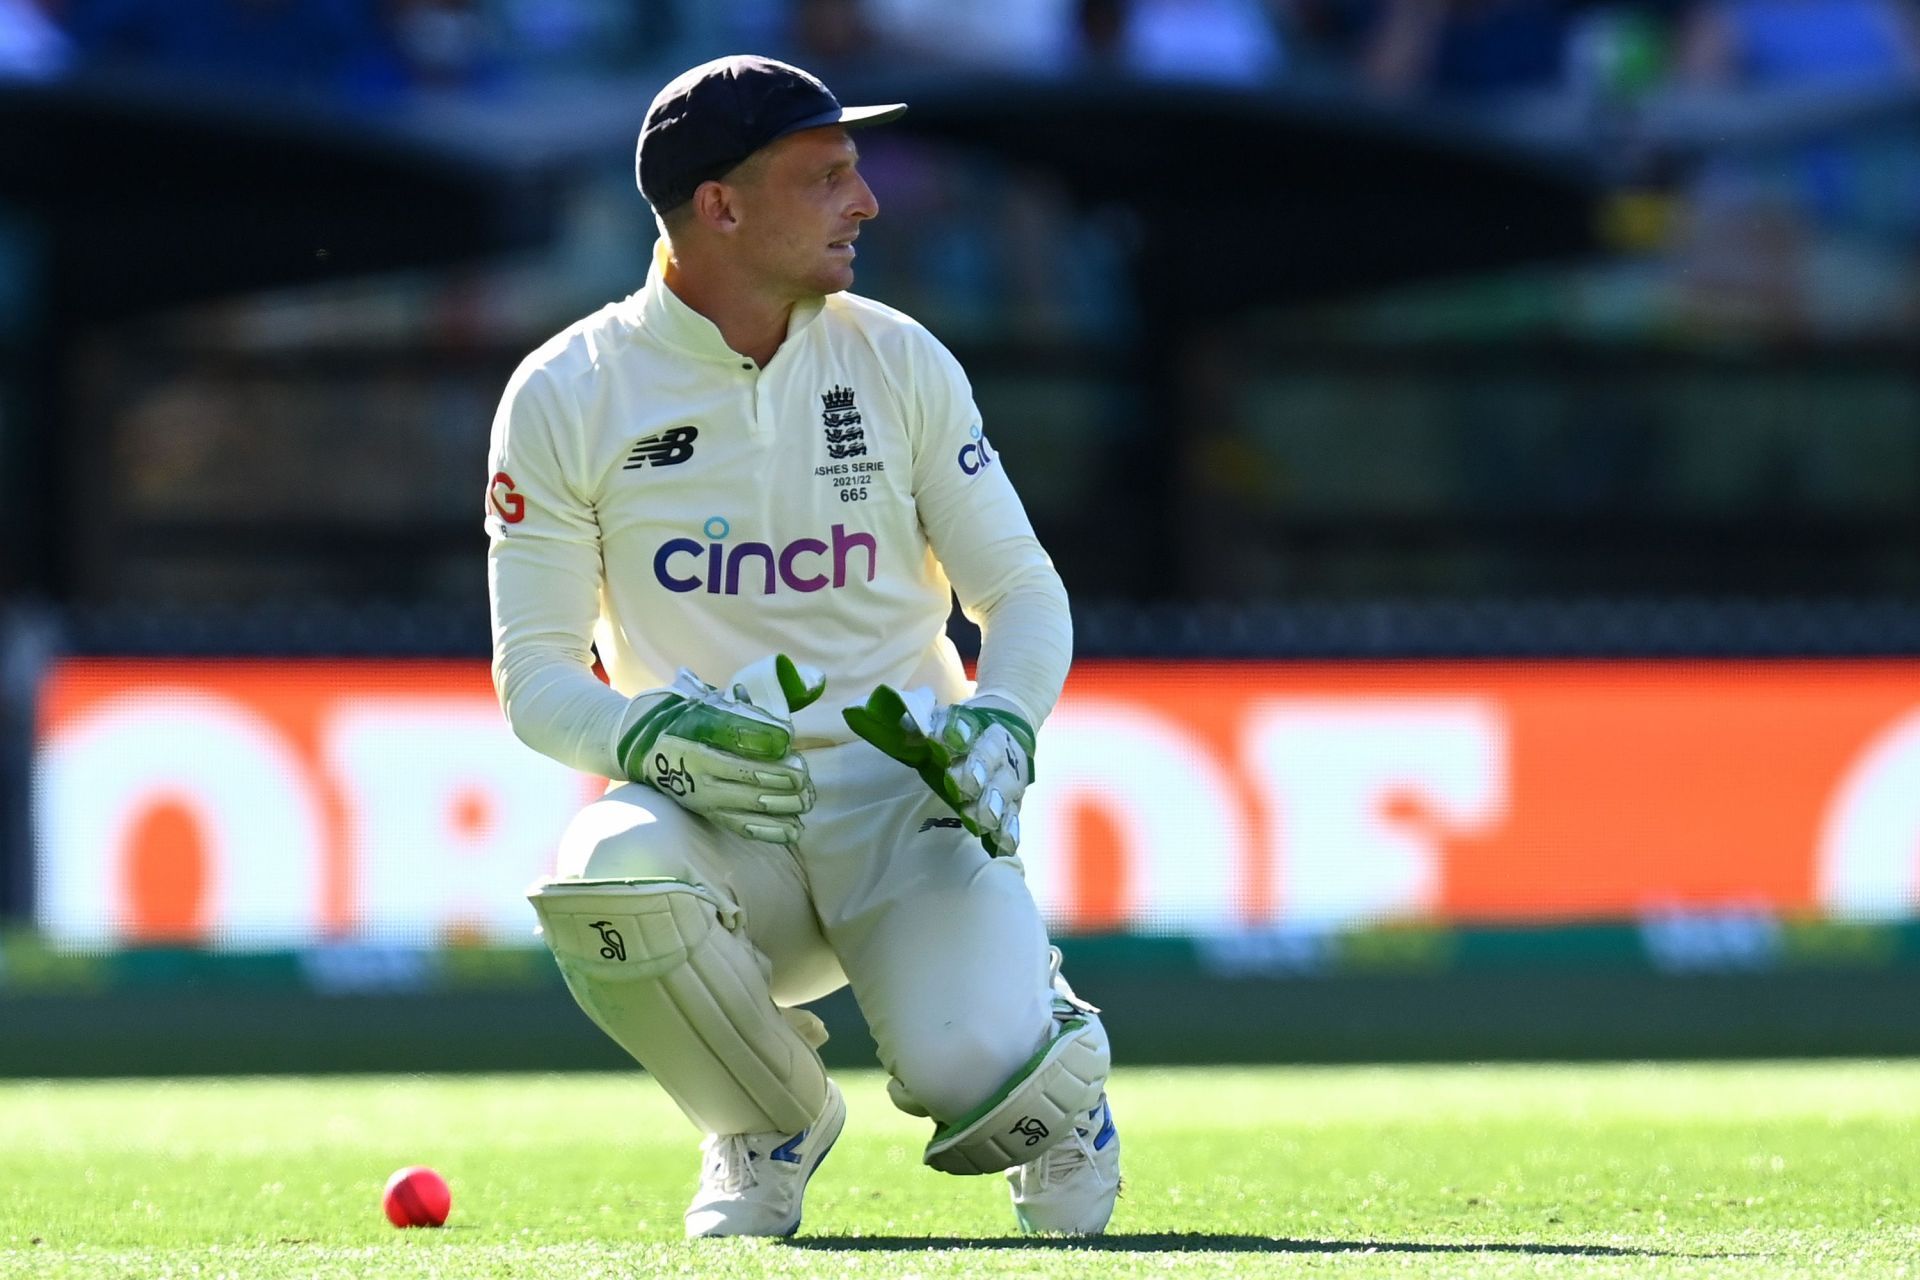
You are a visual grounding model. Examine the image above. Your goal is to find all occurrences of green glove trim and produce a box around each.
[773,653,826,713]
[841,687,1037,856]
[617,692,795,783]
[842,684,940,788]
[959,706,1038,783]
[616,694,688,779]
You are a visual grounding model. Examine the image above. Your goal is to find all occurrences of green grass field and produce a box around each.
[2,1062,1917,1278]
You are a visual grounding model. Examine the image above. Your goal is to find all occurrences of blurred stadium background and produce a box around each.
[4,0,1920,1078]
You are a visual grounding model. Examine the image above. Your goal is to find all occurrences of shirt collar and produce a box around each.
[632,239,826,366]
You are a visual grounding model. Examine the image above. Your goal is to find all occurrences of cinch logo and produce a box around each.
[958,423,995,476]
[653,516,877,595]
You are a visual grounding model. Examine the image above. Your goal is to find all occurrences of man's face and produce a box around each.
[724,126,878,300]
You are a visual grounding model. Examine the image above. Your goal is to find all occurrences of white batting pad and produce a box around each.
[528,876,828,1135]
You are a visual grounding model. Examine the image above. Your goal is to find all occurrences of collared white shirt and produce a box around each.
[486,242,1071,777]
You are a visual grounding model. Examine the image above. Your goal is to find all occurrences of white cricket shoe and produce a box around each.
[1006,1092,1121,1234]
[684,1080,846,1238]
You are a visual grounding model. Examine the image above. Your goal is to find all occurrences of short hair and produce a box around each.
[659,202,695,237]
[655,149,773,239]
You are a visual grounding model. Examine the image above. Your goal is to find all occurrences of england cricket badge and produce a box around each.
[821,385,867,459]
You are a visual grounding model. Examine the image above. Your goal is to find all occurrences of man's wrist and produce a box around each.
[963,691,1026,718]
[616,692,688,780]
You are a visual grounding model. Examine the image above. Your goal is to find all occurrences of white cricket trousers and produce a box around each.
[552,739,1058,1127]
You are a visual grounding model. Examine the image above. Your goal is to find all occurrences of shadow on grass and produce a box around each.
[789,1233,1731,1259]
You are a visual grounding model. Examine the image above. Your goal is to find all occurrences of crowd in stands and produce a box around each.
[1,0,1915,105]
[0,0,506,95]
[9,1,1919,614]
[6,0,1918,347]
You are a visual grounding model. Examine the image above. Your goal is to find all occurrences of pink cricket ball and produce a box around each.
[382,1165,452,1228]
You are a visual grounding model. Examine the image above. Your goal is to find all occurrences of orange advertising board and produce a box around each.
[34,660,602,949]
[1036,662,1920,932]
[30,658,1920,948]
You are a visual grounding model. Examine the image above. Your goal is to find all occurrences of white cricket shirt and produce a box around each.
[486,242,1072,779]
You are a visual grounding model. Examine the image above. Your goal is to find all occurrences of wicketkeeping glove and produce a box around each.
[616,654,827,844]
[842,686,1036,857]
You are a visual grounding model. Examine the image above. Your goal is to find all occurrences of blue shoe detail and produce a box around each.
[770,1129,808,1165]
[780,1127,841,1237]
[1091,1100,1116,1152]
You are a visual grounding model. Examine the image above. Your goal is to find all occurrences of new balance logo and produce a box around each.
[625,426,698,469]
[918,816,965,832]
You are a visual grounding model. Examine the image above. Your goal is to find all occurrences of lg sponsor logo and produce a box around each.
[653,516,878,595]
[488,472,525,524]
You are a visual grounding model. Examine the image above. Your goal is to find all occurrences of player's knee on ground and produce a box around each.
[888,1020,1051,1125]
[916,1006,1110,1176]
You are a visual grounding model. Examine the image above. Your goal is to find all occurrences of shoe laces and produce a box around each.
[1032,1129,1094,1192]
[698,1133,760,1195]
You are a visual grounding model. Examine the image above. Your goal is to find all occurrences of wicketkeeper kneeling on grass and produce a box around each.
[485,54,1118,1239]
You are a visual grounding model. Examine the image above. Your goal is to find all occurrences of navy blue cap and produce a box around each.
[637,55,906,212]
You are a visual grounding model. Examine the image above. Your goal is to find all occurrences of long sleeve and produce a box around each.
[485,360,631,778]
[907,336,1073,728]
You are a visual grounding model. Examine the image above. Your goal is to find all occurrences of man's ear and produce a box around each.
[691,179,740,232]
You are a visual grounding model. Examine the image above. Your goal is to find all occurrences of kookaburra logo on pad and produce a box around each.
[821,386,866,459]
[588,920,626,962]
[1010,1116,1050,1145]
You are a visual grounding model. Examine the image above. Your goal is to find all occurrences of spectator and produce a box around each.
[62,0,398,98]
[1360,0,1573,99]
[788,0,883,74]
[1116,0,1285,83]
[0,0,69,79]
[860,0,1079,73]
[490,0,659,77]
[1283,0,1378,68]
[1677,0,1920,88]
[381,0,505,93]
[1074,0,1129,69]
[1668,0,1920,336]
